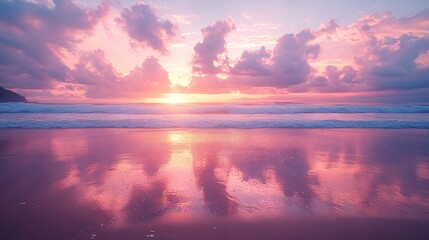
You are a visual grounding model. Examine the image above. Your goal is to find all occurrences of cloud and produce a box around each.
[70,49,119,97]
[116,3,180,54]
[0,0,170,100]
[187,9,429,97]
[308,65,361,92]
[308,11,429,95]
[269,29,320,85]
[1,1,429,102]
[230,46,271,76]
[0,0,110,89]
[225,29,320,90]
[318,19,340,34]
[71,49,170,98]
[361,34,429,90]
[122,56,171,96]
[192,17,236,75]
[189,21,319,93]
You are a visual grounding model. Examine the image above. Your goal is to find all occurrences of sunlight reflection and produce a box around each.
[2,129,429,233]
[168,132,184,144]
[164,93,187,104]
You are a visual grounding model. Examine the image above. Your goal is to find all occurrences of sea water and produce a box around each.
[1,102,429,128]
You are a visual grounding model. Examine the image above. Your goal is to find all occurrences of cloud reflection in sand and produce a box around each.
[1,129,429,233]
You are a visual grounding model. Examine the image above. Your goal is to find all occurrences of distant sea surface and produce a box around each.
[1,102,429,128]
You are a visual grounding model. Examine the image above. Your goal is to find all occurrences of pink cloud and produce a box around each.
[308,65,361,92]
[122,56,171,96]
[116,3,180,54]
[0,0,172,100]
[187,9,429,97]
[188,28,320,93]
[310,12,429,94]
[362,34,429,90]
[1,1,428,102]
[268,29,320,86]
[318,19,340,34]
[230,46,271,76]
[72,50,170,98]
[0,0,110,89]
[192,17,236,75]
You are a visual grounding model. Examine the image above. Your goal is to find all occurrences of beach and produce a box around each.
[1,128,429,239]
[2,0,429,238]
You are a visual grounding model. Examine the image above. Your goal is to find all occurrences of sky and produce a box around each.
[0,0,429,103]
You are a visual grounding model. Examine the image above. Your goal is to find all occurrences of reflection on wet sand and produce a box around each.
[233,148,317,208]
[192,142,239,215]
[0,129,429,239]
[125,181,184,223]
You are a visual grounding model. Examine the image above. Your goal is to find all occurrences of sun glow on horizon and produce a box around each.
[163,93,188,104]
[147,93,269,105]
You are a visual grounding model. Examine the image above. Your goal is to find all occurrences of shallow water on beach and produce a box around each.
[1,129,429,239]
[2,102,429,128]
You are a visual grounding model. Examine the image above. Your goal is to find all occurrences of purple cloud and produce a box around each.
[72,49,118,85]
[362,34,429,90]
[72,50,170,98]
[192,18,236,74]
[308,65,361,92]
[227,29,320,89]
[189,22,319,93]
[230,46,271,76]
[317,19,340,34]
[270,29,320,85]
[122,56,171,96]
[189,10,429,97]
[117,3,180,54]
[0,0,110,89]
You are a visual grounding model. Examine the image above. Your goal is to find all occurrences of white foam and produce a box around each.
[1,113,428,129]
[1,102,429,114]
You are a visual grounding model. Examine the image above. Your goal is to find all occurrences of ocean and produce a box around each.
[1,102,429,239]
[1,102,429,128]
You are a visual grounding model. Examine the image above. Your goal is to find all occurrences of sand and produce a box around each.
[0,128,429,239]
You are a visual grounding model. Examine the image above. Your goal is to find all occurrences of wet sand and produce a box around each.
[0,129,429,239]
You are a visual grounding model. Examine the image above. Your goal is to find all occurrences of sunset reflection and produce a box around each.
[1,129,429,239]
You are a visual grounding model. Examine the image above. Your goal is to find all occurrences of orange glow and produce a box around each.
[145,92,269,104]
[163,93,188,104]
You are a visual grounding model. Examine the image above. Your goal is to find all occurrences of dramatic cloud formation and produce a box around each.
[192,17,236,74]
[309,65,361,92]
[189,27,320,92]
[230,29,320,88]
[361,34,429,90]
[230,46,271,76]
[309,10,429,93]
[0,0,174,100]
[72,49,170,98]
[187,9,429,96]
[117,3,180,54]
[0,0,110,89]
[0,0,428,102]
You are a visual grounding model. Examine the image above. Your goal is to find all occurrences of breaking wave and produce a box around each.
[1,102,429,114]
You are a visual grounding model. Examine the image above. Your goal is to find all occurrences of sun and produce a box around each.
[164,93,187,104]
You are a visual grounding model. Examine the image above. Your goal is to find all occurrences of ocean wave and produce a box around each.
[1,102,429,114]
[1,113,428,129]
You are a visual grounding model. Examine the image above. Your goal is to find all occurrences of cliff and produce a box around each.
[0,87,27,103]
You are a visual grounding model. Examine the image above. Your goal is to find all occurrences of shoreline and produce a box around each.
[1,128,428,239]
